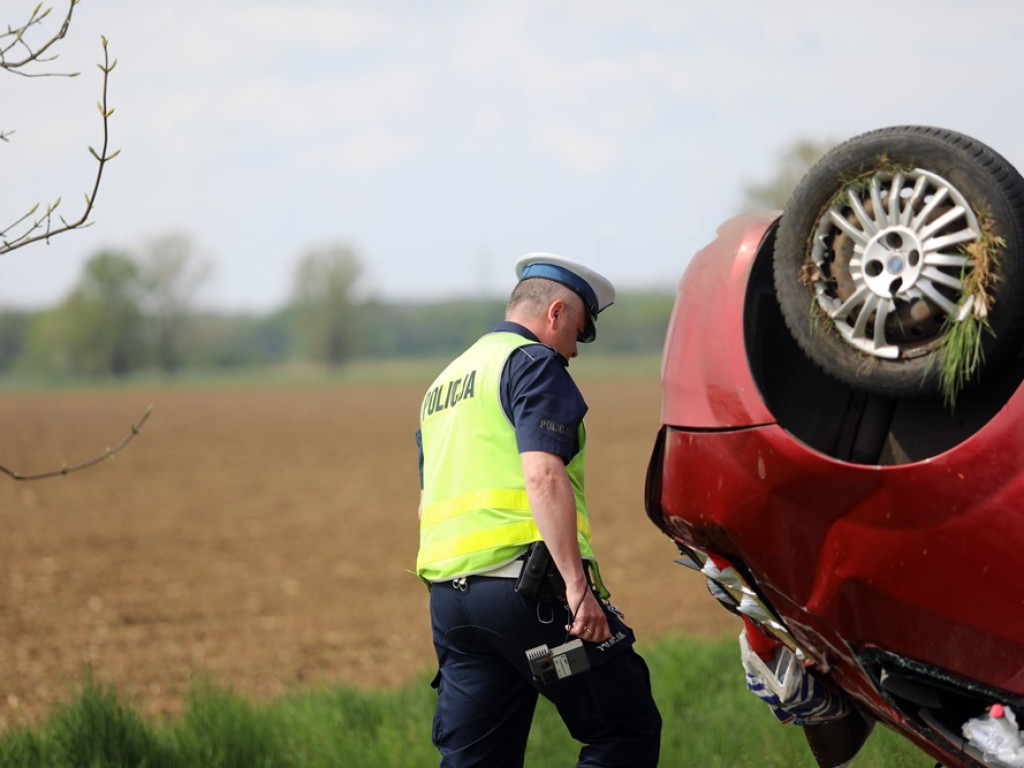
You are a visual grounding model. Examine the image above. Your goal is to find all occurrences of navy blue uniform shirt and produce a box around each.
[417,321,588,487]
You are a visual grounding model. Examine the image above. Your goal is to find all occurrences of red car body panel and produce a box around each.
[660,212,777,429]
[648,211,1024,766]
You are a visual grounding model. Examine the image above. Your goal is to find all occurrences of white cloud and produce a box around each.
[299,130,423,171]
[530,125,617,175]
[236,5,392,50]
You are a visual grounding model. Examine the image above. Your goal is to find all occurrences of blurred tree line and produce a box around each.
[0,235,675,381]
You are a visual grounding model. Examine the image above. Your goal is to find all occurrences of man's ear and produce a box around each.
[547,299,566,330]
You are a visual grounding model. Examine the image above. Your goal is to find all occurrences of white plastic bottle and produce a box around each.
[962,704,1024,766]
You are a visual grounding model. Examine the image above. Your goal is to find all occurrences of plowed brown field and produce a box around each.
[0,380,737,727]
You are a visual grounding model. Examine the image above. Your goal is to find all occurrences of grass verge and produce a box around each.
[0,636,933,767]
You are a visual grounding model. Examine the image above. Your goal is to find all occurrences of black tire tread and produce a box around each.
[773,125,1024,398]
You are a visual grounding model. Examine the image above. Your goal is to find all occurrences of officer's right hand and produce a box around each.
[567,587,610,643]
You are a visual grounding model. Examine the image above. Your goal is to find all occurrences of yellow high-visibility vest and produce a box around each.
[417,332,604,593]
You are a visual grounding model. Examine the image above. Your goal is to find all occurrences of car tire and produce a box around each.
[773,125,1024,398]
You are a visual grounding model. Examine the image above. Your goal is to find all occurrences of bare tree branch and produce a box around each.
[0,5,148,483]
[0,404,153,481]
[0,22,119,255]
[1,0,78,76]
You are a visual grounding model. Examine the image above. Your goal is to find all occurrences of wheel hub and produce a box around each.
[861,227,924,299]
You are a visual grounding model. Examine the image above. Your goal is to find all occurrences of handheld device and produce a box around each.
[525,639,590,685]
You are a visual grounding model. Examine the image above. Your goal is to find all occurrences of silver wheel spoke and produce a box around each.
[887,172,905,223]
[870,176,888,229]
[872,297,895,351]
[924,251,970,268]
[831,285,871,322]
[921,266,963,291]
[924,228,979,252]
[851,294,880,339]
[847,191,878,237]
[919,206,968,241]
[910,187,949,230]
[828,208,870,245]
[899,175,928,227]
[917,281,959,315]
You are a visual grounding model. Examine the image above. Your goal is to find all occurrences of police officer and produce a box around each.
[416,253,662,767]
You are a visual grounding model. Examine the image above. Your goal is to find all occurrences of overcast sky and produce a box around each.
[4,0,1024,311]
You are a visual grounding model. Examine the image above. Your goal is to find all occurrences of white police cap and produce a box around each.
[514,252,615,343]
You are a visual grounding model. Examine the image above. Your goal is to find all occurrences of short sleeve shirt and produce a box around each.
[495,321,587,462]
[416,322,588,487]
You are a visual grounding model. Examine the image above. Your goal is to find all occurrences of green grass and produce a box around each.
[0,637,933,767]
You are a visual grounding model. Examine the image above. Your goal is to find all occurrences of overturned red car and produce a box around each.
[645,126,1024,768]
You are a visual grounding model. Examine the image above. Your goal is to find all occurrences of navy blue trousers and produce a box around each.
[429,576,661,767]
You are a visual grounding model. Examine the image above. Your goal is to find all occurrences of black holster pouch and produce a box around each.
[514,542,566,602]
